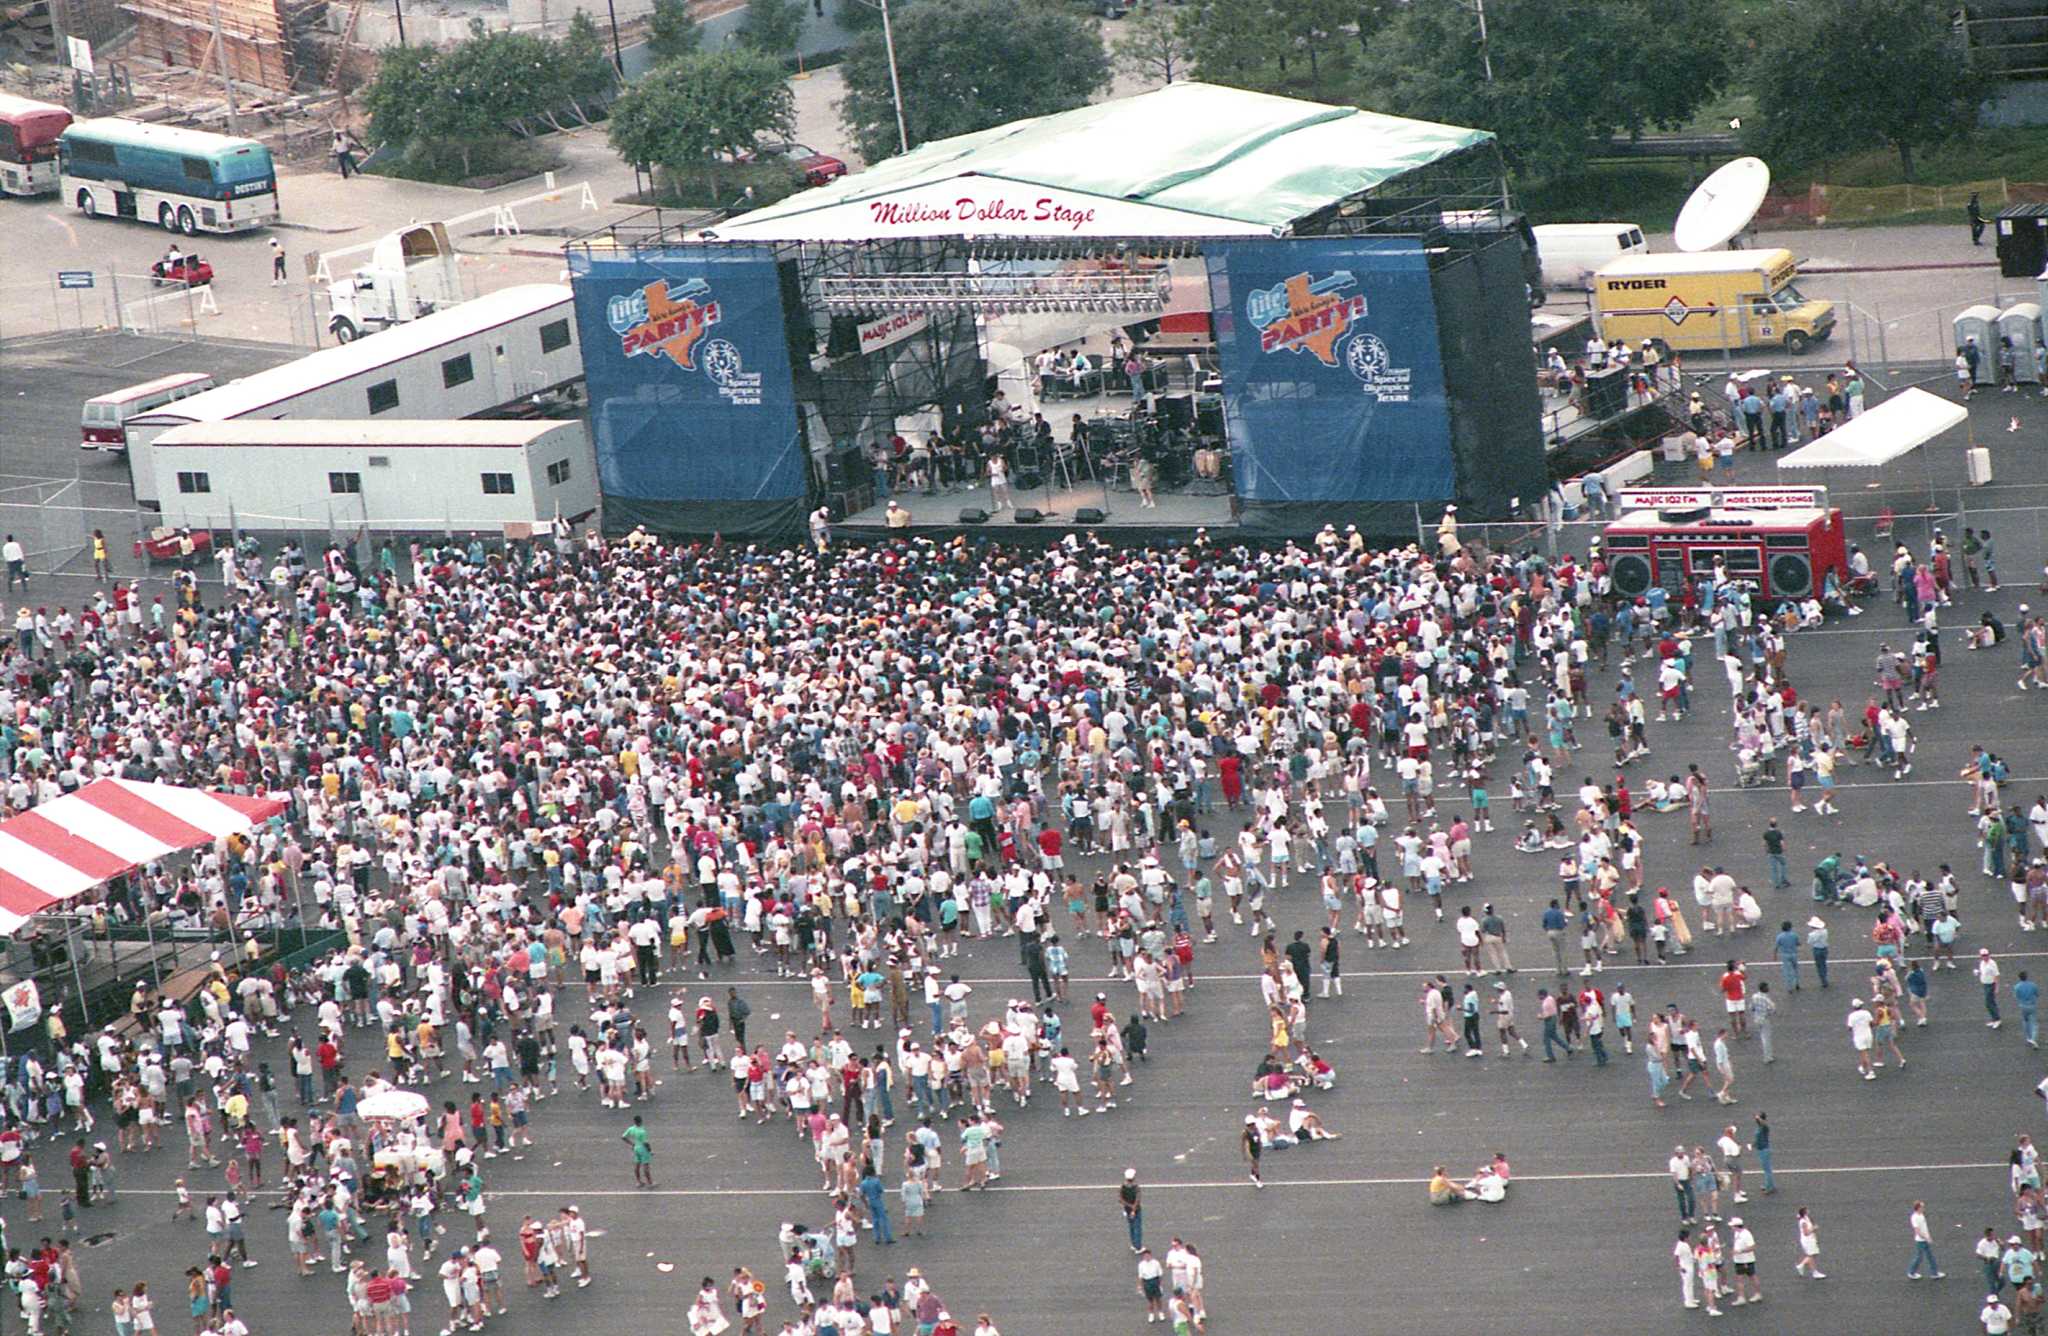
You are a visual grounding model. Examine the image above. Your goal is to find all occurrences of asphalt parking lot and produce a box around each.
[1,350,2046,1336]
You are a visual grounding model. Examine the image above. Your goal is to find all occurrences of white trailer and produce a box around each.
[124,283,582,508]
[149,419,599,535]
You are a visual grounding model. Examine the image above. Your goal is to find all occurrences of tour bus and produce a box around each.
[0,93,72,197]
[60,118,278,235]
[80,371,216,453]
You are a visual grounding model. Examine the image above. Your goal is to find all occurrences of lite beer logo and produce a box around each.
[607,277,721,371]
[606,277,764,405]
[1246,271,1366,366]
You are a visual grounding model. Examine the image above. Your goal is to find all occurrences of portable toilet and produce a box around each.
[1954,305,2002,384]
[2002,303,2044,384]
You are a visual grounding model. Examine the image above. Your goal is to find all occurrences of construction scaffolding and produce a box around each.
[817,269,1173,315]
[125,0,293,95]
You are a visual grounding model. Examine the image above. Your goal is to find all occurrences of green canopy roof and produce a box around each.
[720,82,1494,235]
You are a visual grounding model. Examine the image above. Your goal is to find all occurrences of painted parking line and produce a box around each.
[96,1160,1999,1200]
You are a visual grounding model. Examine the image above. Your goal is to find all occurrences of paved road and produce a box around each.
[0,126,642,347]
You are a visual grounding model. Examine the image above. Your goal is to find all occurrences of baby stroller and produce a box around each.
[1732,748,1766,788]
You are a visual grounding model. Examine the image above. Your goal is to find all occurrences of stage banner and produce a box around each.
[1207,237,1454,507]
[568,246,805,536]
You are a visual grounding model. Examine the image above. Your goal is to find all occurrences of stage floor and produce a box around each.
[838,482,1236,538]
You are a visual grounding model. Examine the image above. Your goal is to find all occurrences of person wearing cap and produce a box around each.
[2004,1233,2037,1294]
[1726,1215,1760,1304]
[1986,1290,2017,1334]
[1806,916,1831,989]
[1240,1115,1263,1188]
[1119,1169,1143,1253]
[1286,1098,1341,1142]
[1846,997,1876,1080]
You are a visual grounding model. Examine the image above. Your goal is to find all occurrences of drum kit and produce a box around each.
[1083,394,1230,495]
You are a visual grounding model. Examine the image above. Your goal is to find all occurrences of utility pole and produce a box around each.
[393,0,406,46]
[1474,0,1493,83]
[604,0,623,72]
[207,0,240,134]
[879,0,908,154]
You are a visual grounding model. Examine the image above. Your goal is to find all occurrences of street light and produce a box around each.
[848,0,910,154]
[1449,0,1492,82]
[604,0,624,72]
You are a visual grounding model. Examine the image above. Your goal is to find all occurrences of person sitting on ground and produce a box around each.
[1250,1106,1296,1150]
[1286,1098,1342,1142]
[1644,777,1686,813]
[1462,1160,1509,1204]
[1428,1165,1466,1206]
[1970,610,2006,651]
[1250,1056,1299,1100]
[1514,822,1546,854]
[1295,1050,1336,1090]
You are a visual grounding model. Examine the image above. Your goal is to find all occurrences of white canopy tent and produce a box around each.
[1775,387,1967,470]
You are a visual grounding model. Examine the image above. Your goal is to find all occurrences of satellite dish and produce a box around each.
[1674,156,1771,252]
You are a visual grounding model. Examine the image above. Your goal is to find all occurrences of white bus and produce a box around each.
[123,283,583,507]
[81,371,217,453]
[60,118,278,235]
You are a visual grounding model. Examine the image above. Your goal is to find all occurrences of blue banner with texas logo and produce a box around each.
[568,245,804,536]
[1207,237,1453,505]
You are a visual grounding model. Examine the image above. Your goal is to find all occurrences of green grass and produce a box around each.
[1526,126,2048,230]
[1777,127,2048,189]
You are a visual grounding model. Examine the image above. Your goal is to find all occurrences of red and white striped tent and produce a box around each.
[0,779,286,935]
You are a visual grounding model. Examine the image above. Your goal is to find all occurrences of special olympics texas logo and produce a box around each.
[1246,270,1367,367]
[608,278,722,370]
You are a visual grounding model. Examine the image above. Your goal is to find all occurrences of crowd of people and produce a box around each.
[0,491,2024,1334]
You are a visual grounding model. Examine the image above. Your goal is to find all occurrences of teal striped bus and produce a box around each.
[60,117,278,235]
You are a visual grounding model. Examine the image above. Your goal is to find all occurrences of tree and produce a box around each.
[1115,3,1197,88]
[606,46,796,197]
[1745,0,1975,181]
[838,0,1109,162]
[1183,0,1276,90]
[1271,0,1351,91]
[365,36,503,175]
[737,0,805,56]
[1361,0,1730,182]
[560,12,621,110]
[648,0,703,61]
[835,0,881,30]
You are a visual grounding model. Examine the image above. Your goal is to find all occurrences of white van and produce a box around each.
[1533,222,1648,295]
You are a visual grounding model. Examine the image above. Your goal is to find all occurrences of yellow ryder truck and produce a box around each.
[1590,248,1835,355]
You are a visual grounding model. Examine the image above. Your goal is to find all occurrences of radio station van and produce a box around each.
[1590,248,1834,355]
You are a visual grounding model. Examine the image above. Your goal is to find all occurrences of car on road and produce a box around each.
[150,254,214,288]
[745,140,849,188]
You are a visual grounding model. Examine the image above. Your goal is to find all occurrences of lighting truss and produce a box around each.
[961,238,1205,263]
[818,270,1172,314]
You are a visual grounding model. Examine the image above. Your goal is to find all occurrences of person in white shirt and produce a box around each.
[1982,949,2005,1029]
[1846,1000,1876,1079]
[1909,1200,1944,1280]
